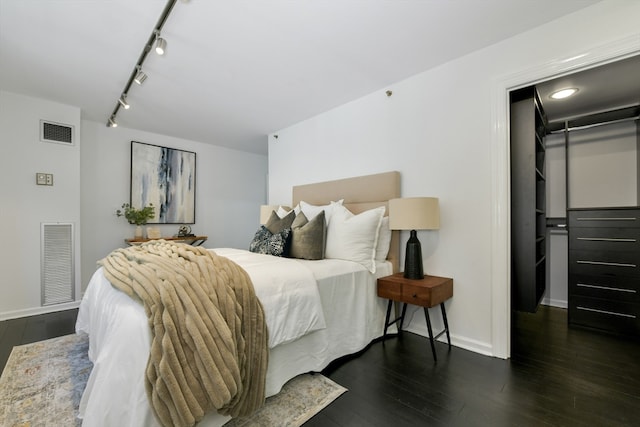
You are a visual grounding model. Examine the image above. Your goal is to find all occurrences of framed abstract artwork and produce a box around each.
[130,141,196,224]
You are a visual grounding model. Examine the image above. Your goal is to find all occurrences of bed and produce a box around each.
[75,171,401,427]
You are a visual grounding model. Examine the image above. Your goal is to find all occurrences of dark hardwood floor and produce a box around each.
[1,305,639,426]
[0,308,78,376]
[310,305,640,427]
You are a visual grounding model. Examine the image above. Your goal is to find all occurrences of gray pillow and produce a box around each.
[249,226,291,256]
[289,211,326,260]
[265,209,296,234]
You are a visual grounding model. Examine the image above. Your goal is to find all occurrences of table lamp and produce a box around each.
[389,197,440,279]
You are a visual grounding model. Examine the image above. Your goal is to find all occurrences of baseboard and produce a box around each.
[541,298,568,309]
[0,300,80,321]
[403,322,494,358]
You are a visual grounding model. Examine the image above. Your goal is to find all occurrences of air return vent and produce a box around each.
[40,120,74,145]
[41,223,75,306]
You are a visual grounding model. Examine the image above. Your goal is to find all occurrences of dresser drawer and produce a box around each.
[569,227,640,252]
[569,209,640,229]
[569,274,640,303]
[569,296,640,335]
[569,250,639,278]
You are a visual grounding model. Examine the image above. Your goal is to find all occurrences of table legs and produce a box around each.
[422,303,452,362]
[383,300,451,363]
[440,302,451,346]
[383,301,408,338]
[424,307,437,361]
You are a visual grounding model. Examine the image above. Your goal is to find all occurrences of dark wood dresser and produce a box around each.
[568,207,640,336]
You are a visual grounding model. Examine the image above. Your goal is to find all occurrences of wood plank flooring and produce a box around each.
[309,305,640,427]
[1,305,639,426]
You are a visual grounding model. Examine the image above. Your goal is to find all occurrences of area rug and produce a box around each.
[0,333,91,427]
[0,333,347,427]
[223,374,346,427]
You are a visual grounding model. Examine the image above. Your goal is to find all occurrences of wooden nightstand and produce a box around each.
[124,236,208,246]
[377,273,453,361]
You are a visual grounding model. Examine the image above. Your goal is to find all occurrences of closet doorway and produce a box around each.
[510,54,640,345]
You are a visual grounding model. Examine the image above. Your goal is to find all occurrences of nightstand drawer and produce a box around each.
[377,274,453,307]
[401,282,433,306]
[377,280,402,301]
[401,280,453,307]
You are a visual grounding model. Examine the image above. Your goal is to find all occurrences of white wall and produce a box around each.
[268,1,640,357]
[0,92,267,319]
[80,121,268,288]
[0,91,81,318]
[568,121,638,207]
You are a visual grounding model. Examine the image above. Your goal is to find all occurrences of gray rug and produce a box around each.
[0,334,346,427]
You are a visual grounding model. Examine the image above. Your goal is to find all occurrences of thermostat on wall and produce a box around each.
[36,173,53,186]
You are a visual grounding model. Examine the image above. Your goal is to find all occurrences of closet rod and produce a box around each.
[550,115,639,134]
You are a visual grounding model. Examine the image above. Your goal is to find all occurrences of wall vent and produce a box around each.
[40,120,74,145]
[41,223,75,306]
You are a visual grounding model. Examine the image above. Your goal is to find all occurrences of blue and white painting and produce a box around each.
[131,141,196,224]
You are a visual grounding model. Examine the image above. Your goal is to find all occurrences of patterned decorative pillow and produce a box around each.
[249,225,291,256]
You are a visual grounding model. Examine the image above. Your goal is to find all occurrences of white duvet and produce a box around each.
[76,248,392,427]
[212,248,327,347]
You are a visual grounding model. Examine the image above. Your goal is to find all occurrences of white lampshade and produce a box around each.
[388,197,440,230]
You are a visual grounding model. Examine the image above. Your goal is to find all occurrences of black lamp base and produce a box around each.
[404,229,424,280]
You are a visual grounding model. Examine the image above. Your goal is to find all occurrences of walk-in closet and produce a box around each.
[510,54,640,339]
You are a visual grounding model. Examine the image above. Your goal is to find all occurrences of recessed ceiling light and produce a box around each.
[550,88,578,100]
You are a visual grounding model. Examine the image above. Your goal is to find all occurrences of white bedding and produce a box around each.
[209,248,326,348]
[76,248,392,427]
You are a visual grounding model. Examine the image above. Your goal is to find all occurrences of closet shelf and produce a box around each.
[548,104,640,134]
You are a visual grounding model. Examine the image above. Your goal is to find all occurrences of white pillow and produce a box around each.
[299,199,343,225]
[375,216,392,261]
[325,204,385,273]
[276,205,291,218]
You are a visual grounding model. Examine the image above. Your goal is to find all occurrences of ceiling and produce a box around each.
[537,54,640,127]
[0,0,606,155]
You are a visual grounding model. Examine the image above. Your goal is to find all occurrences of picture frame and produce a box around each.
[130,141,196,224]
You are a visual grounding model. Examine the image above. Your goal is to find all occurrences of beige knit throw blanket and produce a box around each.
[100,240,268,427]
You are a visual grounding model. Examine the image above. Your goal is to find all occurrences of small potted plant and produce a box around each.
[116,203,155,238]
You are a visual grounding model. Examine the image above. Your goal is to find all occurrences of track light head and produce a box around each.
[155,37,166,55]
[118,95,130,110]
[134,69,147,85]
[108,117,118,128]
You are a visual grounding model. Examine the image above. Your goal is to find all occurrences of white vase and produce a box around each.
[134,225,143,239]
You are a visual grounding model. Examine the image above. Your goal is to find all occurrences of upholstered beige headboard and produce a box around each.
[292,171,401,273]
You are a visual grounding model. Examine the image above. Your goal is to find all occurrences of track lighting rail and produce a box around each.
[106,0,178,127]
